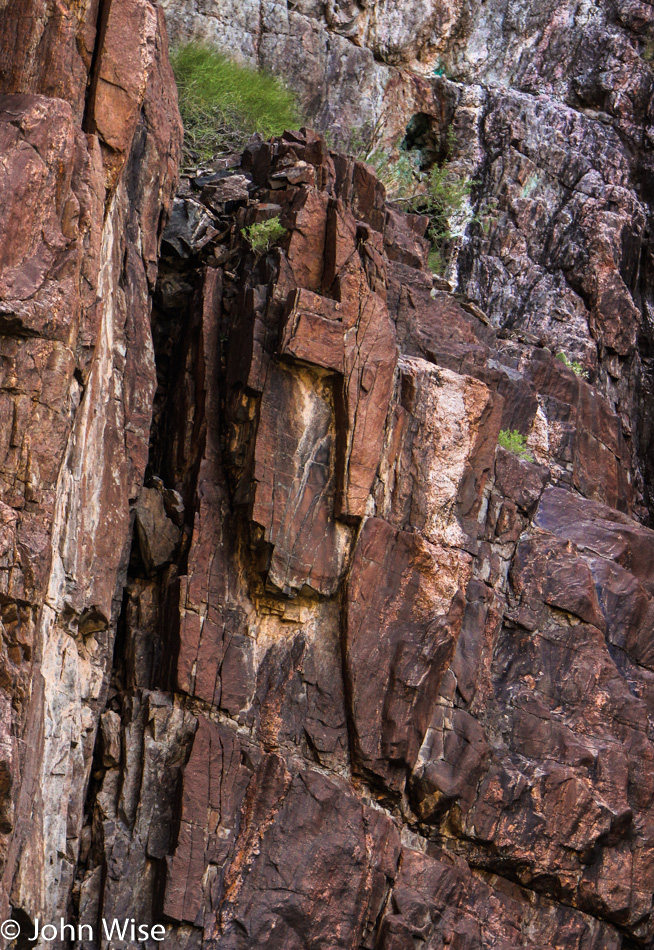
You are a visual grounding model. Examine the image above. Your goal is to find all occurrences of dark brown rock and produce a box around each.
[208,766,400,949]
[138,128,654,946]
[135,486,181,573]
[345,517,467,790]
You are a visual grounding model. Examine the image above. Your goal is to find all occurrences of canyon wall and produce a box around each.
[160,0,654,508]
[0,0,181,935]
[1,1,654,949]
[108,126,654,949]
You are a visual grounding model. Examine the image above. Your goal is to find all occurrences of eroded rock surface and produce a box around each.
[3,1,654,949]
[0,0,181,933]
[68,128,654,950]
[159,0,654,514]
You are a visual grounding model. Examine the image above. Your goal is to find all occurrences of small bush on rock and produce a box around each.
[243,216,287,253]
[171,43,300,164]
[498,429,533,461]
[556,351,588,378]
[427,246,446,276]
[366,126,475,278]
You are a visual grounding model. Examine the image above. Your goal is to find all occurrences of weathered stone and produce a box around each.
[0,0,181,928]
[141,127,654,945]
[135,485,181,573]
[208,766,400,949]
[6,0,654,945]
[345,517,468,790]
[378,847,622,950]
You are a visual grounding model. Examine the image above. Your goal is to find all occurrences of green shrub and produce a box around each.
[171,43,300,164]
[498,429,533,461]
[242,216,287,253]
[367,127,474,277]
[424,163,475,243]
[369,149,422,203]
[556,351,588,378]
[427,246,446,276]
[344,121,379,161]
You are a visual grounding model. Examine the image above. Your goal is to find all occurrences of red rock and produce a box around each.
[378,846,622,949]
[5,2,654,940]
[0,0,181,927]
[208,766,400,948]
[345,517,467,789]
[164,717,253,926]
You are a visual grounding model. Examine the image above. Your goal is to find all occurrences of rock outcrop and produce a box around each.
[0,0,181,933]
[160,0,654,513]
[2,0,654,949]
[73,129,654,949]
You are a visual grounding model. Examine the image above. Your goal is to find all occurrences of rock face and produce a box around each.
[0,0,181,934]
[3,1,654,950]
[160,0,654,513]
[68,127,654,950]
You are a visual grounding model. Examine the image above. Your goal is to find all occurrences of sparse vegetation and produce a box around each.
[479,195,499,236]
[423,161,476,245]
[363,126,475,278]
[428,246,447,276]
[171,43,300,164]
[344,120,380,162]
[498,429,533,461]
[556,351,588,378]
[242,216,287,254]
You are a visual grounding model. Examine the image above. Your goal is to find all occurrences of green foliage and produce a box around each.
[498,429,533,461]
[424,163,475,243]
[171,43,300,164]
[478,195,499,235]
[242,216,287,253]
[369,149,422,203]
[556,351,588,378]
[427,246,446,276]
[365,126,475,278]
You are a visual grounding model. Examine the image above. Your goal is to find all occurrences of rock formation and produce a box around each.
[108,125,651,949]
[0,0,181,934]
[1,1,654,949]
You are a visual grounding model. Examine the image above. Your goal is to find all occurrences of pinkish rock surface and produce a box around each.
[0,0,181,930]
[3,1,654,948]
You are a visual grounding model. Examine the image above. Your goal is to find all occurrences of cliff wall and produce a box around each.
[108,126,654,949]
[0,0,181,933]
[160,0,654,512]
[1,1,654,950]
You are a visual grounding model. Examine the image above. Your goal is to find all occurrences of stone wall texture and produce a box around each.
[0,0,182,936]
[2,1,654,949]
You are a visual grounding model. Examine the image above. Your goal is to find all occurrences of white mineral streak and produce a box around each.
[398,356,491,549]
